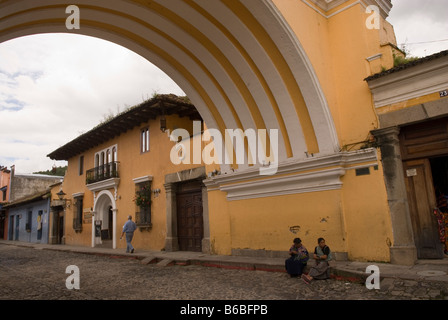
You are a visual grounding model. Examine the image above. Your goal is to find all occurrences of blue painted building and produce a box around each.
[5,190,51,244]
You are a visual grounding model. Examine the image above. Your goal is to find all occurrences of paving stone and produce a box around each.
[428,289,441,298]
[403,280,418,286]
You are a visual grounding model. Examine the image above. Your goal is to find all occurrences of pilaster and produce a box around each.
[372,126,417,265]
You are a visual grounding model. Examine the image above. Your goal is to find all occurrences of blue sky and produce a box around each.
[0,0,447,174]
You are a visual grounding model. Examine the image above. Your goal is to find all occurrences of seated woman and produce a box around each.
[285,238,309,277]
[302,237,332,283]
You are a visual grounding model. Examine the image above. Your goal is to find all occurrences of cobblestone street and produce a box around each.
[1,244,448,301]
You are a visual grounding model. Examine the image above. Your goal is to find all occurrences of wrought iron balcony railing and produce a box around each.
[86,161,119,185]
[135,207,152,230]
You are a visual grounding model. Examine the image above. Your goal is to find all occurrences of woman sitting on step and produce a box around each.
[285,238,309,277]
[302,237,332,283]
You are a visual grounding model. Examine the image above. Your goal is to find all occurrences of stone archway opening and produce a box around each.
[92,190,117,249]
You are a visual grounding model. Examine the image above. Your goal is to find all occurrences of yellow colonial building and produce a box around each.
[368,50,448,263]
[5,0,446,265]
[48,95,206,252]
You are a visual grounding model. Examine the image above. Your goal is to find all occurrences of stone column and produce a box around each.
[372,126,417,265]
[49,207,58,244]
[164,183,178,251]
[201,185,211,254]
[112,208,117,249]
[91,211,96,248]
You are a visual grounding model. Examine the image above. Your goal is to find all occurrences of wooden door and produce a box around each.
[108,207,113,240]
[58,213,64,244]
[404,159,444,258]
[15,216,19,240]
[177,190,203,252]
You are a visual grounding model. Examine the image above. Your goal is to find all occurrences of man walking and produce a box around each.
[120,215,137,253]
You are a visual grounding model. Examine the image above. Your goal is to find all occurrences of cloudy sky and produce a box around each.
[1,0,447,174]
[388,0,448,57]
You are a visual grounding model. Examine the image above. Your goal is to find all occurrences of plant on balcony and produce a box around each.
[134,184,151,208]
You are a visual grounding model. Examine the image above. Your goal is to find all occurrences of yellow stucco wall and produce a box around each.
[340,163,392,262]
[207,163,392,262]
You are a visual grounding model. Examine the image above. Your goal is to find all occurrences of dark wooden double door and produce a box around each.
[176,181,203,252]
[400,118,448,259]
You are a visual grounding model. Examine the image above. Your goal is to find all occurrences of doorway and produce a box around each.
[430,156,448,256]
[92,190,116,249]
[400,117,448,259]
[403,159,444,258]
[8,215,14,240]
[108,206,113,240]
[176,180,204,252]
[0,210,5,239]
[57,213,64,244]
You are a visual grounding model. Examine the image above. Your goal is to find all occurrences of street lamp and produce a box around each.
[56,190,66,201]
[56,189,71,208]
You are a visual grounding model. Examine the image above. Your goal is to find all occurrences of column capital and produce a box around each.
[164,182,177,193]
[371,126,400,142]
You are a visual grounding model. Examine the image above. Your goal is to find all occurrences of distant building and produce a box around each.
[9,165,62,202]
[3,189,51,243]
[2,166,63,242]
[0,166,11,239]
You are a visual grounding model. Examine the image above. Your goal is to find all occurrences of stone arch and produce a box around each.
[0,0,339,170]
[92,189,117,248]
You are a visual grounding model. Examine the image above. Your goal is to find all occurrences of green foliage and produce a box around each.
[34,166,67,176]
[134,184,151,208]
[393,54,420,67]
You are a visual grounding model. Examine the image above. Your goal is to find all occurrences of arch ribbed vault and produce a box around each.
[0,0,339,170]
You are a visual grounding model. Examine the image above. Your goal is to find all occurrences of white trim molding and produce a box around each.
[133,175,153,184]
[367,54,448,109]
[72,192,84,198]
[204,148,378,200]
[366,53,382,62]
[302,0,392,19]
[86,178,120,200]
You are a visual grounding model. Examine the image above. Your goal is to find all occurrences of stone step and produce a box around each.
[156,258,174,267]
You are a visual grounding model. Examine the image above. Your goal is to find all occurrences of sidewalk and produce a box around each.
[1,240,448,284]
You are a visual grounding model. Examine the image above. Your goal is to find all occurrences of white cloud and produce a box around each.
[388,0,448,57]
[0,33,184,174]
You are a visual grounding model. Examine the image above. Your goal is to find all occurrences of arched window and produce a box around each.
[112,147,117,163]
[141,127,149,153]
